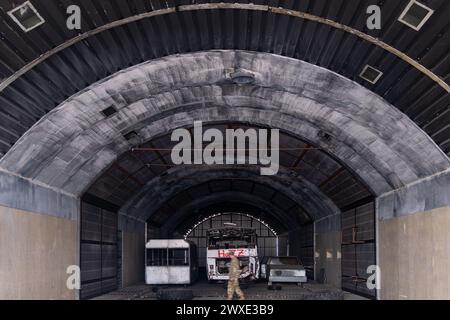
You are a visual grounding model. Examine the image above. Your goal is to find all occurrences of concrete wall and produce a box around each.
[314,215,342,288]
[288,224,314,269]
[0,205,78,300]
[121,230,145,287]
[379,205,450,300]
[119,214,146,287]
[0,170,80,300]
[377,170,450,300]
[277,233,289,257]
[315,231,342,288]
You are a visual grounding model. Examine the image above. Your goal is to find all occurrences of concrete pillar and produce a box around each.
[313,215,342,288]
[119,215,146,287]
[0,170,80,300]
[377,170,450,300]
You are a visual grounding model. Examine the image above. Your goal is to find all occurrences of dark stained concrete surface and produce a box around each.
[93,281,351,301]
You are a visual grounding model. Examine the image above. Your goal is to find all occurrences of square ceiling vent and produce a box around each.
[359,65,383,84]
[101,106,118,118]
[398,0,434,31]
[123,131,139,142]
[8,1,45,32]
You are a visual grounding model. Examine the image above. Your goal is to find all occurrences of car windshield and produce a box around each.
[270,257,299,265]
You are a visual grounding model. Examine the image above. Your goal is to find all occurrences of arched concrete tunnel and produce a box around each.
[0,0,449,300]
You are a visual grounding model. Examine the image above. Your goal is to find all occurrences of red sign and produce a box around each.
[218,249,245,257]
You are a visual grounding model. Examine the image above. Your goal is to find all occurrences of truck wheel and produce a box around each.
[157,289,194,301]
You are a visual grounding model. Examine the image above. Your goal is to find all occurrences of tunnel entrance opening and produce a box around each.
[184,212,279,275]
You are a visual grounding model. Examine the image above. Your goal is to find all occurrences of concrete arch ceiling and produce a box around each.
[0,51,448,204]
[89,121,357,217]
[115,165,341,225]
[0,0,449,159]
[90,122,350,232]
[160,191,300,235]
[89,122,349,231]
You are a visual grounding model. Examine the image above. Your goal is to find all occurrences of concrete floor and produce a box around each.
[94,280,366,300]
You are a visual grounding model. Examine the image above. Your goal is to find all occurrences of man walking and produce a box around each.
[227,251,246,300]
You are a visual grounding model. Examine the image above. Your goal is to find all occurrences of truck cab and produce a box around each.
[206,228,259,281]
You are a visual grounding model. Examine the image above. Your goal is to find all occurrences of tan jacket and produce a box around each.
[229,256,241,280]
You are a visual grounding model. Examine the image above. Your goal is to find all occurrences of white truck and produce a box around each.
[206,228,260,281]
